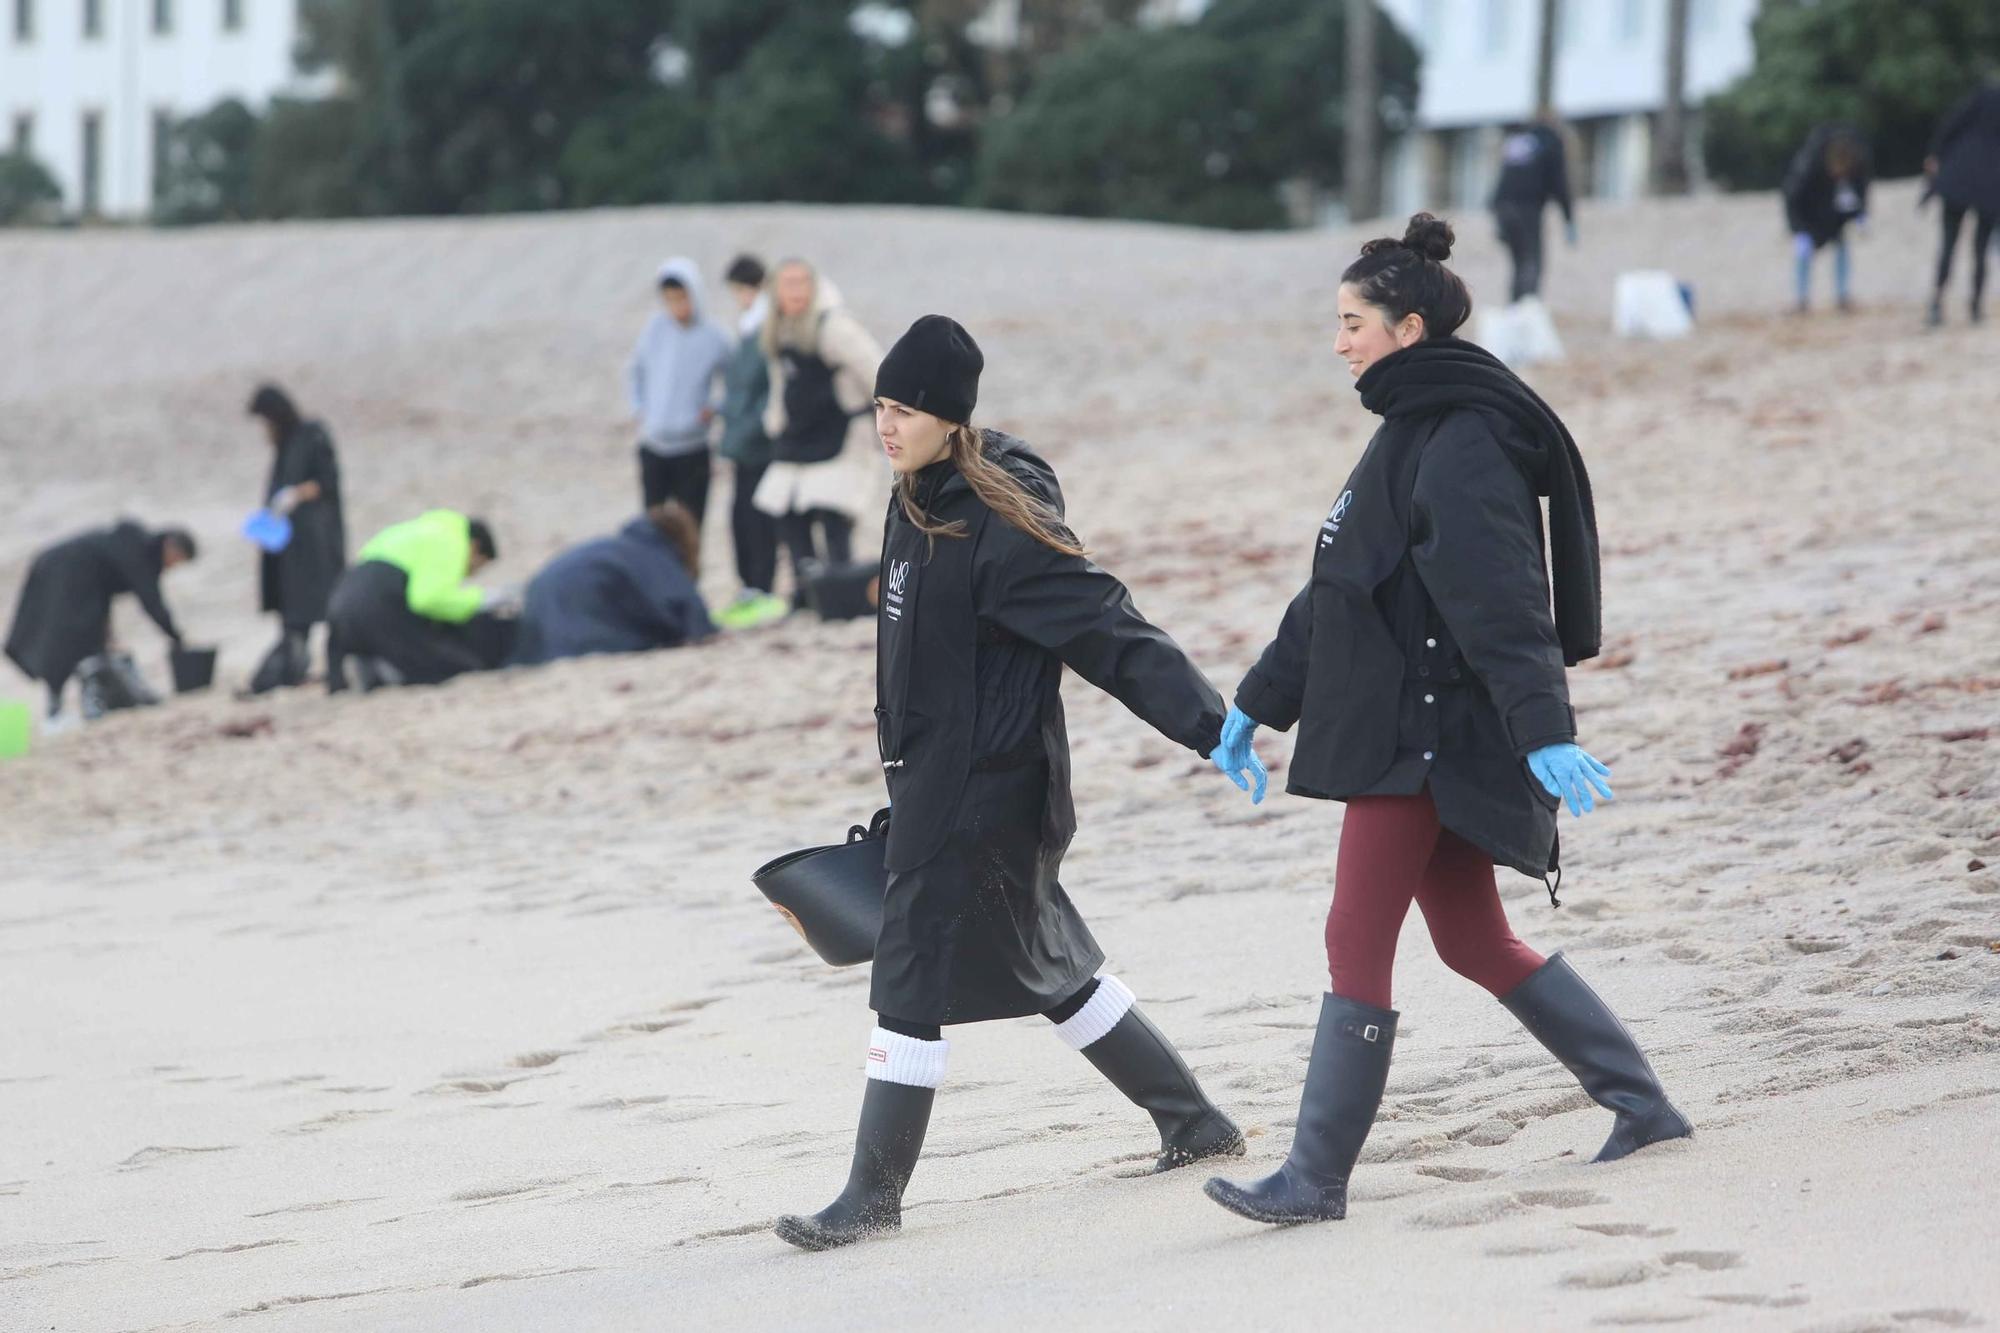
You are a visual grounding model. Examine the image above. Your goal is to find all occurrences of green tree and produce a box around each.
[154,98,260,225]
[974,0,1418,229]
[0,150,62,225]
[1702,0,2000,189]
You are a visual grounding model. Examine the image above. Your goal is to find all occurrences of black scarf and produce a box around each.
[1356,337,1601,666]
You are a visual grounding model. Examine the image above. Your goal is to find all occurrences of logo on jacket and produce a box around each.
[885,559,910,621]
[1320,490,1354,547]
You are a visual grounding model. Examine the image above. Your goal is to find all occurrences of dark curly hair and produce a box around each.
[1339,212,1473,339]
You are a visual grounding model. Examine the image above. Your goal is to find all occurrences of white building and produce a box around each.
[1376,0,1760,216]
[2,0,307,219]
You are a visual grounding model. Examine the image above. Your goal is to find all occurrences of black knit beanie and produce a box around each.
[875,315,983,425]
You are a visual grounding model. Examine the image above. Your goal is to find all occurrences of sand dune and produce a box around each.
[2,184,1996,1330]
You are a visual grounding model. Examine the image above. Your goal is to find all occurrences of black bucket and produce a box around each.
[752,809,890,966]
[170,645,217,694]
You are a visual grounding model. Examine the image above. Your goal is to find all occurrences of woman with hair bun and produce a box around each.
[1203,213,1690,1228]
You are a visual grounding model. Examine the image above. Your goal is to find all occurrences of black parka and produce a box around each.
[872,432,1224,1022]
[260,421,346,629]
[1238,346,1595,883]
[1932,85,2000,216]
[5,521,180,687]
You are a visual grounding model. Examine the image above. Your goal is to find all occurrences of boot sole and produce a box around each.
[773,1214,898,1252]
[1201,1178,1344,1226]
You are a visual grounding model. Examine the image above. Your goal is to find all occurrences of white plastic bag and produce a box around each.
[1478,296,1567,367]
[1613,271,1694,339]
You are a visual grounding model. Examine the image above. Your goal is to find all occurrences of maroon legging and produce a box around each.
[1326,789,1545,1010]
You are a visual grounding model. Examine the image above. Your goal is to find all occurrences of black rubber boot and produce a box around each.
[774,1079,934,1251]
[1203,993,1396,1225]
[1078,1007,1244,1172]
[1500,952,1692,1163]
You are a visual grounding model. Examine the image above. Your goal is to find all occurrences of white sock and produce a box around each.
[865,1027,949,1088]
[1052,973,1136,1052]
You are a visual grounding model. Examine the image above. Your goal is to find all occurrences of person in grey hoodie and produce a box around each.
[627,256,732,523]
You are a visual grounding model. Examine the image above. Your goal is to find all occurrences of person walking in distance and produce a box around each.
[1204,214,1690,1229]
[628,257,731,520]
[1924,79,2000,327]
[755,259,883,607]
[1491,116,1576,305]
[774,316,1247,1252]
[713,255,788,629]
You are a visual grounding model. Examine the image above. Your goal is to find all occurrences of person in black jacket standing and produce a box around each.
[247,385,346,692]
[1203,214,1690,1229]
[1782,125,1870,314]
[1924,80,2000,327]
[1490,118,1576,304]
[774,316,1246,1252]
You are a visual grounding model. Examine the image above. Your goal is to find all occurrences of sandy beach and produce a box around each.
[3,184,1997,1331]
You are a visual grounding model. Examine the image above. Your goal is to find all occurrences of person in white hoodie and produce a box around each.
[627,257,732,524]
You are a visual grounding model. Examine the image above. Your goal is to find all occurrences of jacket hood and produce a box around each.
[655,256,708,323]
[929,430,1057,503]
[738,290,769,338]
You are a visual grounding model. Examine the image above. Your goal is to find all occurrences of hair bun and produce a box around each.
[1400,212,1455,263]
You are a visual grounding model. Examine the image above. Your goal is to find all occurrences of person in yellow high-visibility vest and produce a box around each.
[325,510,503,691]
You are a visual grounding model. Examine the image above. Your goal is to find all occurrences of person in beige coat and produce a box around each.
[757,259,886,602]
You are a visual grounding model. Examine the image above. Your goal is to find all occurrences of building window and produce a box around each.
[1618,0,1644,43]
[152,110,174,202]
[11,111,32,154]
[83,0,101,39]
[81,110,103,215]
[1483,0,1510,56]
[152,0,172,35]
[222,0,242,31]
[13,0,32,43]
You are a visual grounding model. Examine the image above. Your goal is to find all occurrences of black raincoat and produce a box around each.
[260,420,346,630]
[5,521,181,689]
[872,432,1225,1023]
[1932,85,2000,216]
[1237,339,1600,886]
[1782,125,1871,248]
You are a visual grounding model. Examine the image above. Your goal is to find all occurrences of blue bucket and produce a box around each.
[242,508,293,553]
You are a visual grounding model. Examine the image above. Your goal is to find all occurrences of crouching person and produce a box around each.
[327,510,504,691]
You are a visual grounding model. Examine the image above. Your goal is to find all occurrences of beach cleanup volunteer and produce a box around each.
[1204,214,1691,1229]
[326,509,500,690]
[774,315,1250,1253]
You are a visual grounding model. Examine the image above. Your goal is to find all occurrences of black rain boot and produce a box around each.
[774,1079,934,1252]
[1078,1007,1244,1172]
[1500,952,1692,1163]
[1203,993,1396,1225]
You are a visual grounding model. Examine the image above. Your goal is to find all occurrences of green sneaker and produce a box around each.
[715,592,790,630]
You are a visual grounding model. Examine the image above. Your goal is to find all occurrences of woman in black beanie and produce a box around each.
[774,315,1251,1252]
[1202,214,1689,1230]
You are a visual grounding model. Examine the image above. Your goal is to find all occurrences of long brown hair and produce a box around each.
[895,425,1086,557]
[646,500,701,578]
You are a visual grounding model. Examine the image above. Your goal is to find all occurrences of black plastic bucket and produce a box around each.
[170,645,217,693]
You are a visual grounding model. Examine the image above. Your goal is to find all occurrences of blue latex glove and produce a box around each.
[1211,706,1268,804]
[1528,743,1614,817]
[1565,219,1579,247]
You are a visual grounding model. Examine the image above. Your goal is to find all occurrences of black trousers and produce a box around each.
[731,461,779,595]
[1496,203,1544,302]
[326,560,494,689]
[1936,202,1996,305]
[878,977,1102,1042]
[638,447,712,525]
[777,509,854,602]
